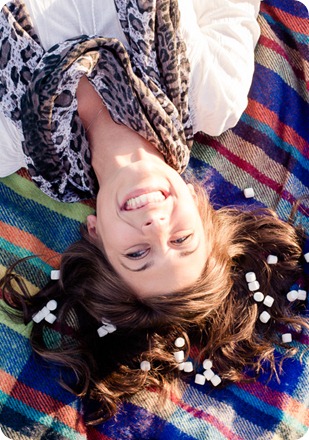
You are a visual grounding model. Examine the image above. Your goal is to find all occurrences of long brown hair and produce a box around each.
[1,185,308,425]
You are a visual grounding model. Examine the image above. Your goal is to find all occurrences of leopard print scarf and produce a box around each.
[0,0,193,202]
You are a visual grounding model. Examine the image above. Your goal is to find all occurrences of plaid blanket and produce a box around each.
[0,0,308,438]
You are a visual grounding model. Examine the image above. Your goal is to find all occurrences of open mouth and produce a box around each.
[122,191,167,211]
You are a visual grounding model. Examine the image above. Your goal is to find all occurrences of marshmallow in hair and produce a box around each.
[51,270,60,280]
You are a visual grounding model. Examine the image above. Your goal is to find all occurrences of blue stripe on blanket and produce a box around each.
[188,157,267,209]
[0,325,32,376]
[233,122,285,164]
[277,198,309,231]
[0,184,82,253]
[251,65,309,140]
[159,423,199,440]
[181,382,278,438]
[261,10,309,45]
[0,238,53,280]
[0,392,86,440]
[99,402,172,439]
[234,120,309,188]
[268,0,309,17]
[18,352,80,407]
[240,114,309,176]
[229,385,307,436]
[163,405,227,440]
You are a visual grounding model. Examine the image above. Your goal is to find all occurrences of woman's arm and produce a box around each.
[178,0,261,136]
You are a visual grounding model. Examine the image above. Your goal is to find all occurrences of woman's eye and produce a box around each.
[171,234,192,245]
[125,249,150,260]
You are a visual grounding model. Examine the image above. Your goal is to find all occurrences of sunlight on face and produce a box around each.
[89,160,208,297]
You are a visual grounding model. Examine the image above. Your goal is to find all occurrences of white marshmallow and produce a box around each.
[210,375,222,386]
[174,350,185,363]
[39,306,50,319]
[202,359,213,370]
[33,302,58,324]
[304,252,309,263]
[175,337,185,348]
[195,374,206,386]
[259,311,271,323]
[178,362,185,371]
[140,360,151,371]
[253,292,264,302]
[46,300,57,311]
[282,333,292,343]
[297,289,307,301]
[263,295,274,307]
[97,327,108,338]
[203,369,215,381]
[103,323,117,333]
[50,270,60,280]
[287,290,298,302]
[245,272,256,283]
[183,361,194,373]
[244,187,255,198]
[267,255,278,265]
[97,321,117,337]
[32,311,45,323]
[45,313,57,324]
[248,281,260,292]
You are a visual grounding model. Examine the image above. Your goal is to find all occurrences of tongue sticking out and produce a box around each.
[124,191,166,210]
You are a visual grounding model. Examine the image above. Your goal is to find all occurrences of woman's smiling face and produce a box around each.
[87,159,208,297]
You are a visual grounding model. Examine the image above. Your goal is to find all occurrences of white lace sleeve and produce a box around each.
[179,0,261,136]
[0,113,26,177]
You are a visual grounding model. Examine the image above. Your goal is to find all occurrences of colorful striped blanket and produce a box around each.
[0,0,308,438]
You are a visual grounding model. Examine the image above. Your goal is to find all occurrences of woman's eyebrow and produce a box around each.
[179,248,198,257]
[179,240,200,258]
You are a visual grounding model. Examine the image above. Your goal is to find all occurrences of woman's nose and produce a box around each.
[142,215,168,232]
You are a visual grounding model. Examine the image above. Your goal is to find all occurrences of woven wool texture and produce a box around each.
[0,0,308,438]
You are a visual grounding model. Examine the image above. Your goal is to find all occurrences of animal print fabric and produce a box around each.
[0,0,193,202]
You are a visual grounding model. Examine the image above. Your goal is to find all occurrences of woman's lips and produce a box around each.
[121,189,169,211]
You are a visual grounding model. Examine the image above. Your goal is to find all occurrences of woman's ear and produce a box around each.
[86,214,98,238]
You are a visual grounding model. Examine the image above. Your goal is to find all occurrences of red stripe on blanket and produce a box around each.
[17,168,32,180]
[246,99,308,155]
[86,427,113,440]
[199,137,284,194]
[258,35,307,83]
[298,333,309,345]
[259,35,290,62]
[260,3,309,34]
[0,370,87,434]
[237,381,309,426]
[169,393,245,440]
[0,221,61,267]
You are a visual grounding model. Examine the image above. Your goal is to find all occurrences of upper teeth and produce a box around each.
[125,191,165,210]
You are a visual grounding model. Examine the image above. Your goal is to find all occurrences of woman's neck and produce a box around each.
[76,76,164,187]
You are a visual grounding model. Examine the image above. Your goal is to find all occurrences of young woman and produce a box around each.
[0,0,261,293]
[2,0,308,427]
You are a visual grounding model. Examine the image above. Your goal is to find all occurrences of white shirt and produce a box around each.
[0,0,261,177]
